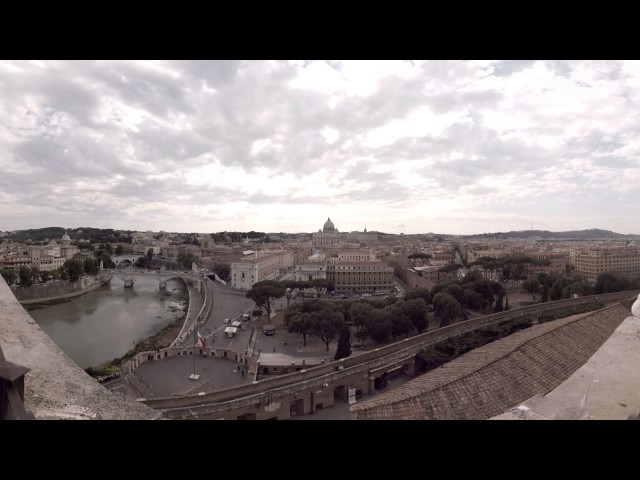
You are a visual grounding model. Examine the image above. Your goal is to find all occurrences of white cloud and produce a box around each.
[1,60,640,234]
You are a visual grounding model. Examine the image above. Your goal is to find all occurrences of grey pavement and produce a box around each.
[127,355,248,398]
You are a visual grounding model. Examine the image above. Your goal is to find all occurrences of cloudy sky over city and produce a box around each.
[1,60,639,235]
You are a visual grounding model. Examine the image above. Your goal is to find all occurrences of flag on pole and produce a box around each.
[195,329,206,349]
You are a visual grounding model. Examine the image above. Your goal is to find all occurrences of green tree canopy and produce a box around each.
[246,280,286,320]
[404,287,431,304]
[522,278,541,302]
[334,327,352,360]
[286,310,313,347]
[63,259,84,282]
[307,278,334,299]
[213,263,231,281]
[19,266,34,287]
[309,308,345,351]
[432,292,462,327]
[365,308,393,343]
[281,279,300,308]
[83,258,100,276]
[594,271,630,294]
[1,268,17,285]
[177,251,199,270]
[350,301,373,332]
[387,301,414,339]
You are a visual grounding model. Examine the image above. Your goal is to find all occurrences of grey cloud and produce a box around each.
[491,60,536,77]
[593,156,638,169]
[543,60,573,78]
[94,62,194,118]
[563,131,628,156]
[426,90,503,114]
[169,60,243,87]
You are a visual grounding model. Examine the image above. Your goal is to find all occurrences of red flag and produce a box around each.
[195,330,206,349]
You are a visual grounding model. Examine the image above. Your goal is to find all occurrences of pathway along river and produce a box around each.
[25,275,188,370]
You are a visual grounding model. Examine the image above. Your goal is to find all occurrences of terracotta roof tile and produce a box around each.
[351,304,629,420]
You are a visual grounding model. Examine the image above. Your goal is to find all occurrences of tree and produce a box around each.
[432,292,462,327]
[19,266,34,287]
[334,327,352,360]
[309,308,345,351]
[308,278,334,299]
[463,288,483,310]
[1,268,17,285]
[296,281,310,301]
[115,245,124,255]
[40,270,52,283]
[401,298,429,333]
[63,259,84,282]
[404,287,431,304]
[99,243,113,254]
[246,280,286,320]
[281,280,300,308]
[540,284,549,303]
[95,249,115,268]
[135,256,149,268]
[287,311,313,347]
[550,276,567,301]
[147,248,154,262]
[594,271,629,294]
[365,309,393,343]
[522,278,541,302]
[213,263,231,282]
[83,258,100,276]
[177,251,199,270]
[387,302,414,339]
[350,301,373,333]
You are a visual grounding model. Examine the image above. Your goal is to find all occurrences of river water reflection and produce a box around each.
[25,276,187,369]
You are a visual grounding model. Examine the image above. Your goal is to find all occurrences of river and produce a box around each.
[25,275,188,369]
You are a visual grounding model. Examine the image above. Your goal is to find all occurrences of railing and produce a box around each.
[0,344,35,420]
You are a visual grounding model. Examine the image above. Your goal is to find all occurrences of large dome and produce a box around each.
[61,232,70,241]
[323,217,337,233]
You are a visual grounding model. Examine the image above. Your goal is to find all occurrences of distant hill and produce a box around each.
[5,227,135,244]
[462,229,639,240]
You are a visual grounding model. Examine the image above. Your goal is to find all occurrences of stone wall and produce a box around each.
[10,275,111,304]
[395,266,436,291]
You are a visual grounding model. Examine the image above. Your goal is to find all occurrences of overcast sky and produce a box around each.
[1,60,639,235]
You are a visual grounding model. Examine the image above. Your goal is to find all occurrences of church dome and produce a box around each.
[62,232,70,241]
[323,217,336,233]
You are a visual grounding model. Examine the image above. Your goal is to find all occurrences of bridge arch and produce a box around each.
[112,255,143,267]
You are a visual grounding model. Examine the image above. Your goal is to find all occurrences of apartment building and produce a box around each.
[572,247,640,281]
[231,251,294,291]
[326,261,394,294]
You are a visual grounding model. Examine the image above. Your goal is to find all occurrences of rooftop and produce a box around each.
[351,303,635,420]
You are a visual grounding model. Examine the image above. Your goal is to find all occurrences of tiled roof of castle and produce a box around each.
[351,303,630,420]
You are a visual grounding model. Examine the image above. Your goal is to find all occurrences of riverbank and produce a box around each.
[13,275,112,305]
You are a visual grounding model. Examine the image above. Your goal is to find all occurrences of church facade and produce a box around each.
[312,217,342,247]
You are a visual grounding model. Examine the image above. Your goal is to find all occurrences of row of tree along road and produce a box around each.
[243,268,640,361]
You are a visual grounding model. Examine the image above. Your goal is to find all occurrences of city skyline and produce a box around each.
[1,60,639,235]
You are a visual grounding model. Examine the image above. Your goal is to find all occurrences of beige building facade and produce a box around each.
[231,251,294,291]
